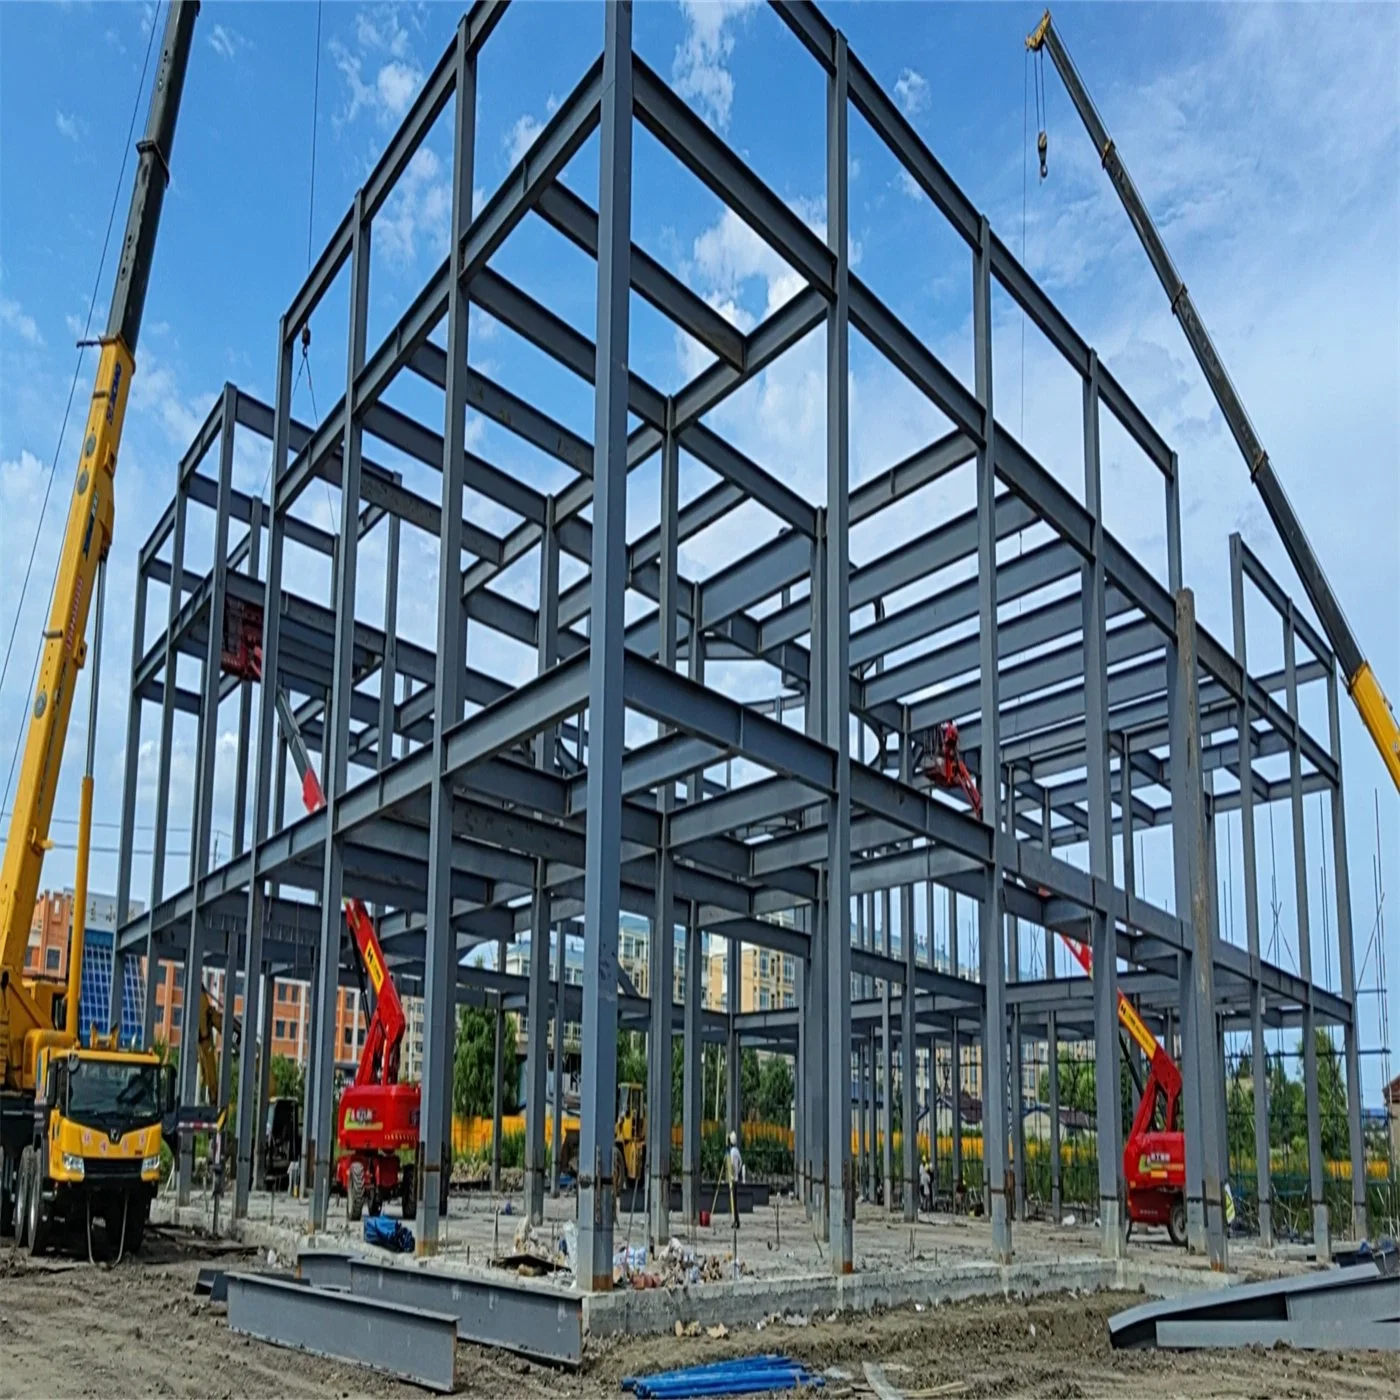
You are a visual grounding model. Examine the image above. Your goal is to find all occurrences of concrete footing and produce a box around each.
[582,1257,1236,1340]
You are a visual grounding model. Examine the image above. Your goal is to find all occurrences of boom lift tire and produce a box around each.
[401,1164,417,1221]
[1167,1199,1187,1248]
[347,1158,366,1222]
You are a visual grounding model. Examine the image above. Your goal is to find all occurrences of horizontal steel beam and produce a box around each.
[225,1272,457,1392]
[301,1253,583,1367]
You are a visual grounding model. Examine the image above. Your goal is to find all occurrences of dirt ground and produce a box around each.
[1,1227,1396,1399]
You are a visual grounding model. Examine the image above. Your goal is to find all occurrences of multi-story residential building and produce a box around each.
[400,994,425,1083]
[705,942,797,1012]
[28,889,144,1042]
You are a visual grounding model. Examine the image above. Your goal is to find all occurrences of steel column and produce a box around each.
[576,0,633,1291]
[1230,534,1272,1245]
[307,195,370,1230]
[824,30,854,1275]
[144,451,187,1044]
[417,20,475,1253]
[973,214,1011,1261]
[176,384,236,1201]
[550,926,565,1198]
[109,564,148,1034]
[647,410,679,1247]
[1047,1009,1062,1220]
[1285,602,1328,1259]
[1083,351,1124,1257]
[1174,588,1228,1269]
[1327,665,1366,1239]
[900,737,917,1220]
[525,503,560,1224]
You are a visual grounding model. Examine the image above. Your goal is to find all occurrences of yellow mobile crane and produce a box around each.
[1027,11,1400,791]
[0,0,199,1255]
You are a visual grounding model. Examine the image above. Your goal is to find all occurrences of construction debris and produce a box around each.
[614,1238,752,1290]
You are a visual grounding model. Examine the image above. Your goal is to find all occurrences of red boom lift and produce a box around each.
[919,724,1230,1245]
[273,690,421,1221]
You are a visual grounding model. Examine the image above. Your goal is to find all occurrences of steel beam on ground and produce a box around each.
[333,1255,584,1367]
[225,1272,457,1392]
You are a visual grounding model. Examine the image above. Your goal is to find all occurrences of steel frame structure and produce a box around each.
[108,0,1366,1285]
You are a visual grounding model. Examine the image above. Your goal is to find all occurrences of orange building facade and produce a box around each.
[29,889,366,1072]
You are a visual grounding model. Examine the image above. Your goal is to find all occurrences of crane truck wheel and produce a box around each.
[24,1150,48,1257]
[14,1149,31,1247]
[347,1159,366,1222]
[401,1167,417,1221]
[0,1148,14,1237]
[1167,1198,1187,1248]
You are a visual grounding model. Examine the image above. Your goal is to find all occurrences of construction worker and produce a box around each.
[726,1130,744,1229]
[919,1157,932,1213]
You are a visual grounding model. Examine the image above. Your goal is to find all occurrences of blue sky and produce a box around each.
[1,3,1396,1087]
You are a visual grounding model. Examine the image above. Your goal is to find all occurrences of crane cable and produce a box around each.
[1034,42,1048,179]
[265,1,331,529]
[0,10,162,813]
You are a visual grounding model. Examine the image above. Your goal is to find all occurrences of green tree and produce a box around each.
[270,1053,304,1106]
[741,1048,762,1118]
[617,1030,647,1089]
[671,1036,685,1123]
[756,1053,794,1125]
[452,1006,517,1118]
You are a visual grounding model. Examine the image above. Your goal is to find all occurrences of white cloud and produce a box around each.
[504,114,544,168]
[894,68,929,117]
[895,170,922,201]
[207,23,248,62]
[1,297,42,345]
[55,110,83,143]
[376,146,451,269]
[355,7,413,60]
[672,0,759,133]
[331,7,423,128]
[375,60,420,117]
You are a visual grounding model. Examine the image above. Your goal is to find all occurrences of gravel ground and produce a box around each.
[1,1227,1396,1399]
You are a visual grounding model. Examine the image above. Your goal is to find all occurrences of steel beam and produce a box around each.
[225,1273,456,1392]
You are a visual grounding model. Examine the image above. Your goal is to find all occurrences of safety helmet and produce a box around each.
[728,1131,737,1146]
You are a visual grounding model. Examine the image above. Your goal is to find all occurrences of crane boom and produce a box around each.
[0,0,200,1088]
[1027,10,1400,791]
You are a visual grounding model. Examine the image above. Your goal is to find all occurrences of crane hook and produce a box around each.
[1037,129,1048,180]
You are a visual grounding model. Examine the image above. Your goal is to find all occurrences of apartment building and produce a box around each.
[704,942,797,1012]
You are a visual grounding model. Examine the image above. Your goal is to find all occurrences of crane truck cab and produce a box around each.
[7,1039,174,1257]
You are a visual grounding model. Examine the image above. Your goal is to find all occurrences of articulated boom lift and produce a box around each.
[1027,9,1400,791]
[927,725,1213,1244]
[272,691,420,1221]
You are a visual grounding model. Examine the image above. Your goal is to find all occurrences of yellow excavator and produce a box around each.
[195,989,238,1129]
[0,1,199,1255]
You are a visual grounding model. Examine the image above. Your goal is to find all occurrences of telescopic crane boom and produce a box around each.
[0,0,200,1087]
[1027,10,1400,791]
